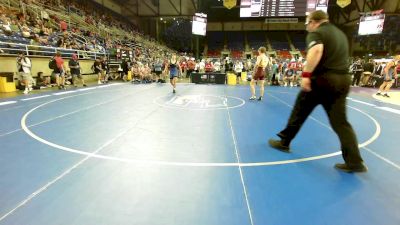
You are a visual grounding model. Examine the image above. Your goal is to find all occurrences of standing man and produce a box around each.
[268,11,367,173]
[234,60,244,84]
[187,57,196,78]
[69,53,86,87]
[53,52,66,90]
[16,52,32,94]
[249,47,269,101]
[153,58,164,82]
[351,59,363,87]
[93,58,103,84]
[360,59,374,86]
[101,56,109,83]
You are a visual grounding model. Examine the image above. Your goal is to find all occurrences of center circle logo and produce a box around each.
[154,94,245,110]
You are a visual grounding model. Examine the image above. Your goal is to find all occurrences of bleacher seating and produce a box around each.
[0,0,173,60]
[277,50,291,59]
[231,50,242,59]
[290,31,307,51]
[268,32,289,50]
[226,31,244,51]
[207,50,221,58]
[247,32,266,50]
[207,32,224,51]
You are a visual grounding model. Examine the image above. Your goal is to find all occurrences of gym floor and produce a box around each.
[0,83,399,225]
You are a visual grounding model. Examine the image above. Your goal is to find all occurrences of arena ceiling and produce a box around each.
[329,0,400,26]
[112,0,198,18]
[112,0,399,24]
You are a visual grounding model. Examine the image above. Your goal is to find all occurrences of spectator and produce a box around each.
[351,59,364,86]
[234,60,243,84]
[361,59,374,86]
[35,71,51,88]
[19,23,31,38]
[52,51,66,89]
[59,19,67,32]
[0,16,13,35]
[16,52,33,94]
[69,53,86,87]
[153,58,163,82]
[270,60,280,86]
[93,58,103,84]
[101,56,109,83]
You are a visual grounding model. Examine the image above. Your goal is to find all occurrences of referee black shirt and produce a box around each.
[306,22,349,75]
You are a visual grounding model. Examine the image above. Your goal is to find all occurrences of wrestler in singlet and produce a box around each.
[376,55,400,98]
[250,47,269,101]
[169,59,178,79]
[253,52,268,81]
[167,54,181,93]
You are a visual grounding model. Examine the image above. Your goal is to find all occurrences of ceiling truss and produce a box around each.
[114,0,198,18]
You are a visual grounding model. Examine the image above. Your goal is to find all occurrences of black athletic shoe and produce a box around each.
[258,96,263,101]
[268,139,290,153]
[83,84,87,87]
[173,89,176,93]
[376,92,382,96]
[383,93,390,98]
[334,163,368,173]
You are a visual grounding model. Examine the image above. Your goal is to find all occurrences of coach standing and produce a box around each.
[268,10,367,173]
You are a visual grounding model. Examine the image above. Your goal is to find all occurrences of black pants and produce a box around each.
[277,73,364,166]
[352,71,362,86]
[187,69,194,78]
[271,73,279,85]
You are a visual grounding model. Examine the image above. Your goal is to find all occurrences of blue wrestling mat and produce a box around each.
[0,83,399,225]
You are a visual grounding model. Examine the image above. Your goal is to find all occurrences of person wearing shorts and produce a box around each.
[16,52,33,94]
[93,58,103,84]
[153,58,163,82]
[69,53,86,87]
[250,47,269,101]
[234,60,243,84]
[53,52,66,90]
[376,55,399,97]
[164,54,181,93]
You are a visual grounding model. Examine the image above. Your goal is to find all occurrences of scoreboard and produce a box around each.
[240,0,328,17]
[192,13,207,36]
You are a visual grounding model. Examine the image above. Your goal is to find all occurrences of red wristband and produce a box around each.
[302,71,312,78]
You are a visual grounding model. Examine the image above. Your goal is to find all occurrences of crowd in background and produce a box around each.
[0,0,171,56]
[350,58,399,88]
[1,0,399,96]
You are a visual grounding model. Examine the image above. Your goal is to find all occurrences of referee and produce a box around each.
[268,10,367,173]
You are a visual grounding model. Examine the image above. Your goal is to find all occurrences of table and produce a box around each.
[190,72,226,84]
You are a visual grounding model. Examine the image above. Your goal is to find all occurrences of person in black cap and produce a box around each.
[268,10,367,173]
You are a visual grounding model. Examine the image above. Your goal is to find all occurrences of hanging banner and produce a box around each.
[223,0,236,10]
[337,0,351,8]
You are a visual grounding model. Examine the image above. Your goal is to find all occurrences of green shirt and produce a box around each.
[306,22,349,74]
